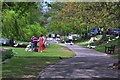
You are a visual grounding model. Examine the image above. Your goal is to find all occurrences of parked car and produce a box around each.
[90,28,97,35]
[0,39,10,45]
[111,28,120,36]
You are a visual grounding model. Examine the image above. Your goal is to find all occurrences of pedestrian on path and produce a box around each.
[68,34,73,45]
[38,34,46,53]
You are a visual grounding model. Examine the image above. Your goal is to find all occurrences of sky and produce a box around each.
[40,0,55,13]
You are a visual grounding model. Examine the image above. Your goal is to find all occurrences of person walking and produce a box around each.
[38,34,46,53]
[68,34,73,45]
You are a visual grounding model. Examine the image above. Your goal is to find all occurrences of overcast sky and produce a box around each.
[40,0,55,14]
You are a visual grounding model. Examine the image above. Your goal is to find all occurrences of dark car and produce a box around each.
[111,28,120,36]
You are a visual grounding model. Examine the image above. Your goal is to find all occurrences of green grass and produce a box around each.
[75,35,120,59]
[94,38,120,53]
[2,43,75,78]
[75,35,116,46]
[89,35,116,46]
[2,43,74,57]
[110,54,120,59]
[75,35,102,46]
[2,57,61,78]
[94,38,120,59]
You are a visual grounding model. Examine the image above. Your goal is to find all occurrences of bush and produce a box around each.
[2,49,14,61]
[106,35,116,41]
[59,36,69,43]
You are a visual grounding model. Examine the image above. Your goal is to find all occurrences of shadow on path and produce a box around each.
[37,40,119,79]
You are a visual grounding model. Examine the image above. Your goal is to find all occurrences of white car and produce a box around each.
[0,38,10,45]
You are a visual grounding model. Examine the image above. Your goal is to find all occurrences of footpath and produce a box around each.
[37,40,119,79]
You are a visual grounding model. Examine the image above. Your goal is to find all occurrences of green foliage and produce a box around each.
[23,22,47,41]
[48,2,119,37]
[2,2,48,42]
[59,36,68,42]
[29,8,46,25]
[2,49,13,61]
[2,9,30,40]
[2,2,38,15]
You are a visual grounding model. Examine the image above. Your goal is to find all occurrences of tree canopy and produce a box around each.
[2,2,47,40]
[47,2,120,38]
[1,2,120,46]
[2,2,48,46]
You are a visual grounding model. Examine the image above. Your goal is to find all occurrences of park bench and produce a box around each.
[105,45,115,54]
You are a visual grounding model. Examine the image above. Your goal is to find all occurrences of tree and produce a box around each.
[2,2,47,46]
[80,2,119,40]
[48,2,119,39]
[2,10,21,46]
[23,22,47,41]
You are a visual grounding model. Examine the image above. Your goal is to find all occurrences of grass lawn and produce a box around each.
[75,35,120,59]
[94,38,120,53]
[75,35,102,46]
[2,43,75,78]
[94,38,120,59]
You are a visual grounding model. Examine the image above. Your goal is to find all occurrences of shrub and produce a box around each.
[59,36,68,43]
[2,49,14,61]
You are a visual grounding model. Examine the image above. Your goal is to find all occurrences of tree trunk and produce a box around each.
[100,28,107,44]
[85,33,88,39]
[82,32,84,38]
[85,26,88,39]
[78,31,81,38]
[96,27,107,46]
[101,29,106,41]
[80,33,81,38]
[10,39,14,47]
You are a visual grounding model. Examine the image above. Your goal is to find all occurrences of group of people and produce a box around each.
[30,34,73,53]
[31,34,46,53]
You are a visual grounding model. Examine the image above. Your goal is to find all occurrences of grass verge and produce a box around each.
[94,38,120,59]
[2,43,75,78]
[75,35,102,46]
[75,35,120,59]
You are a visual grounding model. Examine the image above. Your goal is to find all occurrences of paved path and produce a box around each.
[37,40,119,79]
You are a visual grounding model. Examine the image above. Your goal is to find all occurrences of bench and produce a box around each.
[105,45,115,54]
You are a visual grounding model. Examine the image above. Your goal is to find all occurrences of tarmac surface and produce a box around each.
[37,40,119,79]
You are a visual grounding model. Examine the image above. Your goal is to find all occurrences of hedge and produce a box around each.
[2,49,14,61]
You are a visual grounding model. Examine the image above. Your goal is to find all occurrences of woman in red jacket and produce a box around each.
[39,34,46,53]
